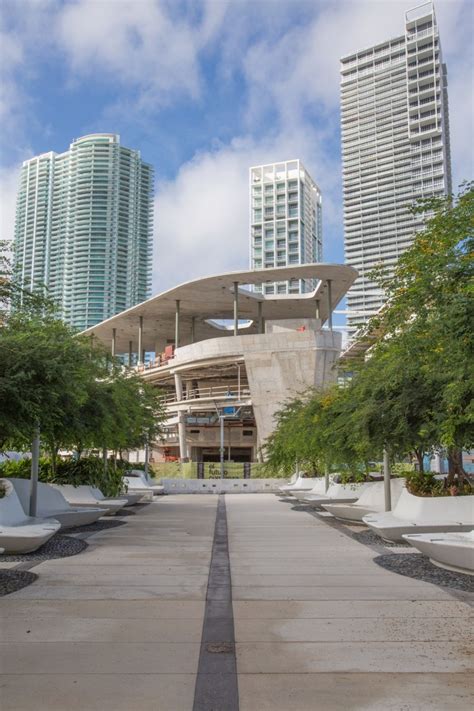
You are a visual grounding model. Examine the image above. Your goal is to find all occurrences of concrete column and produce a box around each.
[326,280,333,331]
[174,372,183,402]
[128,340,133,367]
[174,373,187,461]
[191,316,196,344]
[257,301,263,334]
[111,328,116,357]
[175,300,180,348]
[383,448,391,511]
[178,410,188,462]
[233,282,239,336]
[185,380,193,400]
[138,316,144,365]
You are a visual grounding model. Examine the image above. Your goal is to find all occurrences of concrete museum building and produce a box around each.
[83,264,357,464]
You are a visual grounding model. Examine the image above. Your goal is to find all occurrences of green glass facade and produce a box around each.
[13,134,153,330]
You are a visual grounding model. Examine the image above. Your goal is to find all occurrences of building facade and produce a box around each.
[82,264,357,464]
[249,160,322,295]
[341,2,452,335]
[13,134,153,330]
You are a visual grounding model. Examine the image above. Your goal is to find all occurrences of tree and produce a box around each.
[350,183,474,482]
[265,185,473,486]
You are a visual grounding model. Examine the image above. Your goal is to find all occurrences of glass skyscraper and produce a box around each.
[340,2,452,336]
[249,160,322,295]
[13,133,153,330]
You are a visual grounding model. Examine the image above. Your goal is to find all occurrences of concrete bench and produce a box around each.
[322,479,406,522]
[51,485,128,515]
[302,481,371,508]
[8,478,105,529]
[292,476,337,502]
[363,489,474,542]
[0,478,60,554]
[403,530,474,575]
[278,475,318,495]
[124,472,164,496]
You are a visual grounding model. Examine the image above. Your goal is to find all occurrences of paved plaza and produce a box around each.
[0,494,472,710]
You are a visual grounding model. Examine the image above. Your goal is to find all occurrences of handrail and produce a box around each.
[160,382,251,405]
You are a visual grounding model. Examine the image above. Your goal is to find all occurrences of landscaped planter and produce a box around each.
[303,481,371,508]
[403,530,474,576]
[322,478,406,522]
[363,489,474,542]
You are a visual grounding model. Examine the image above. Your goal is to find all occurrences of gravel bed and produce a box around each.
[65,519,127,534]
[116,509,136,517]
[352,529,411,549]
[0,534,87,563]
[0,570,38,596]
[374,553,474,593]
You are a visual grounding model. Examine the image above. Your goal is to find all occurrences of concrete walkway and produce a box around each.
[0,493,473,710]
[227,494,473,711]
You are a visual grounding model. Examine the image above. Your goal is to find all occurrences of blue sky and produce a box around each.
[1,0,473,328]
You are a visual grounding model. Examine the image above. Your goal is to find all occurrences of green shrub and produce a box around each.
[0,457,52,480]
[392,462,415,476]
[406,470,473,497]
[0,456,124,498]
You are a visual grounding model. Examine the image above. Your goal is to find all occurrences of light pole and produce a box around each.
[383,447,391,511]
[219,413,225,479]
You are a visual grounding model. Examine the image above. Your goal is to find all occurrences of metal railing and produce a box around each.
[161,382,251,406]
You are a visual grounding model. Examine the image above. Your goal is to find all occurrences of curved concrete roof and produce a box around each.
[82,264,357,352]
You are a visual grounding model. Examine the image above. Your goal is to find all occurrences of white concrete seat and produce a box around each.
[278,475,318,494]
[363,489,474,543]
[292,476,337,501]
[403,530,474,576]
[322,479,406,522]
[8,478,105,529]
[89,486,144,507]
[302,481,371,508]
[51,485,127,514]
[0,479,60,554]
[124,472,164,495]
[119,490,147,505]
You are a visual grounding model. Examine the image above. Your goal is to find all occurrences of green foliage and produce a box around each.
[264,185,474,484]
[391,462,415,476]
[406,470,473,497]
[0,456,124,498]
[0,267,167,459]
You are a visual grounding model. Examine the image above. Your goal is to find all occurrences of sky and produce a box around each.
[0,0,473,329]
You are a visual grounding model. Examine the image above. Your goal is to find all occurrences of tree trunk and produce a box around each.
[50,444,58,477]
[414,449,424,474]
[447,447,468,485]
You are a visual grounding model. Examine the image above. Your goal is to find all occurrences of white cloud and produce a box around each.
[153,125,341,292]
[0,164,21,247]
[56,0,228,109]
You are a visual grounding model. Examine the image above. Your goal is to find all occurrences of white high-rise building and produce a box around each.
[13,134,153,331]
[341,2,452,335]
[249,160,322,295]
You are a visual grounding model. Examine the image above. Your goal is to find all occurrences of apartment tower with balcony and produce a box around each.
[13,133,153,331]
[340,2,452,335]
[249,160,322,294]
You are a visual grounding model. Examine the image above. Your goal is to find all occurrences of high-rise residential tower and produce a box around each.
[249,160,322,295]
[13,134,153,331]
[341,2,452,335]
